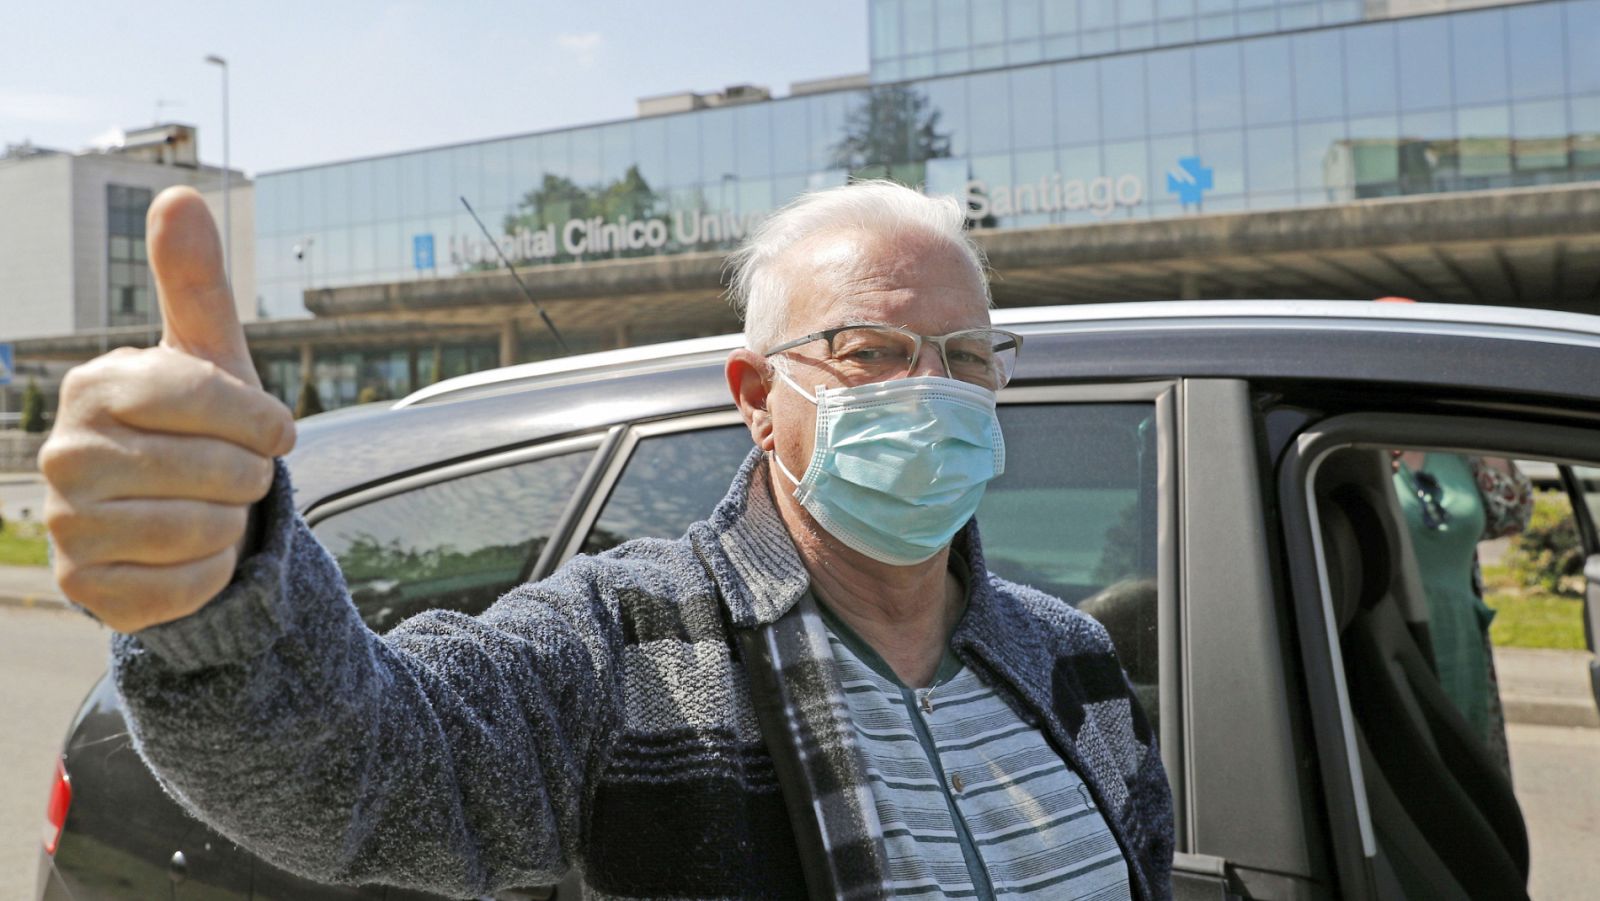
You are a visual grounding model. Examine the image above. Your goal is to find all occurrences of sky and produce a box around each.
[2,0,870,176]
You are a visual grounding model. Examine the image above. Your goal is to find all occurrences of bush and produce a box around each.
[295,381,325,419]
[20,378,47,432]
[1505,490,1585,596]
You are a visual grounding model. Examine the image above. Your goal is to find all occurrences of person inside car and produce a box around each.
[39,180,1173,899]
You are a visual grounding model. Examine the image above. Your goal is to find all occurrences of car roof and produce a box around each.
[288,300,1600,512]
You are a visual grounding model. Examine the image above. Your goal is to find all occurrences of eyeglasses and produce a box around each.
[1405,468,1452,530]
[763,324,1024,391]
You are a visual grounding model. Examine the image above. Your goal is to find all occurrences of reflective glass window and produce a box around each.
[1242,36,1293,125]
[702,108,737,184]
[1145,48,1194,136]
[771,102,810,176]
[1007,39,1043,65]
[1006,0,1040,39]
[323,164,350,228]
[1456,104,1512,177]
[1507,3,1565,100]
[1450,10,1510,107]
[1197,128,1245,195]
[1121,0,1155,24]
[279,172,304,235]
[256,176,281,237]
[568,130,601,186]
[1080,29,1115,56]
[925,156,971,199]
[1400,110,1456,192]
[1081,0,1115,30]
[973,0,1006,44]
[1512,99,1570,174]
[1568,0,1600,94]
[376,222,402,272]
[968,72,1013,154]
[600,123,633,184]
[1293,31,1344,121]
[1246,124,1295,192]
[351,224,375,275]
[1296,120,1349,199]
[1197,0,1232,12]
[1279,2,1317,29]
[584,427,753,555]
[1102,139,1148,191]
[509,136,542,203]
[736,105,774,179]
[1344,22,1397,117]
[872,0,903,59]
[1058,142,1100,179]
[316,450,594,631]
[924,77,970,157]
[1193,43,1243,130]
[1011,148,1056,226]
[1119,24,1156,52]
[666,114,700,186]
[906,0,936,53]
[540,131,572,184]
[632,118,668,186]
[1396,16,1452,111]
[1158,0,1194,18]
[1010,66,1055,149]
[1054,60,1100,144]
[938,49,975,74]
[1158,17,1195,44]
[968,153,1013,226]
[938,0,971,48]
[808,91,854,172]
[1236,8,1275,36]
[1347,115,1401,193]
[372,156,400,222]
[1573,94,1600,174]
[1041,0,1075,33]
[1100,56,1149,141]
[452,144,484,209]
[1196,13,1235,41]
[1149,135,1198,203]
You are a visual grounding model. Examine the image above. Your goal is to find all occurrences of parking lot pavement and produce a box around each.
[1496,646,1600,729]
[1509,722,1600,900]
[0,604,108,901]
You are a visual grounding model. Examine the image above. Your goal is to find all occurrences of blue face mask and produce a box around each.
[772,368,1006,566]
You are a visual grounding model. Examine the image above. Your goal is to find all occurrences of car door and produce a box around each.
[1557,464,1600,713]
[1278,410,1600,900]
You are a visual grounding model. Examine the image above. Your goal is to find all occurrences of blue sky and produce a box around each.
[2,0,869,175]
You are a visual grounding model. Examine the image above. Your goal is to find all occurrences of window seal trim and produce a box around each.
[303,431,610,528]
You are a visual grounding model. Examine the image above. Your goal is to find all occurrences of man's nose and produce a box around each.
[909,348,949,379]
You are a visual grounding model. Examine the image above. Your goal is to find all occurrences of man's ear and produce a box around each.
[727,348,776,451]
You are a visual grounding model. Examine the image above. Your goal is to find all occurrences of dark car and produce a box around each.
[36,300,1600,900]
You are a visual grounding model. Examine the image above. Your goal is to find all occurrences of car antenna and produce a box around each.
[459,195,571,355]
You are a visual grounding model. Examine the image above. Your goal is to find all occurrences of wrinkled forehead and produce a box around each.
[780,228,989,335]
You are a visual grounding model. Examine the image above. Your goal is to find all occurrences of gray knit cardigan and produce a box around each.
[114,448,1174,900]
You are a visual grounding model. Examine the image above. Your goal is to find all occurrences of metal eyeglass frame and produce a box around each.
[761,324,1025,389]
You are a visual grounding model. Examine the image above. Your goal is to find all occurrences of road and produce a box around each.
[0,473,45,524]
[0,603,1596,898]
[0,604,108,900]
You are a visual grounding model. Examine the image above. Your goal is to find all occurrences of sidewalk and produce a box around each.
[1495,646,1600,729]
[0,562,67,611]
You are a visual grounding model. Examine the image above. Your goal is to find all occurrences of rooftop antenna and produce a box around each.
[459,196,571,355]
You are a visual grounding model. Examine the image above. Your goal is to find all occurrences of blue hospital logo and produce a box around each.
[1166,157,1214,207]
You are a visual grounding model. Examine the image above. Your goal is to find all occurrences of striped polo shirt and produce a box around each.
[818,600,1131,899]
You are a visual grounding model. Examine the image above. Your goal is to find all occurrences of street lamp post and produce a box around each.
[204,54,231,288]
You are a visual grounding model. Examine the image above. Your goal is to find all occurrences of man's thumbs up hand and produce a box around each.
[40,187,297,633]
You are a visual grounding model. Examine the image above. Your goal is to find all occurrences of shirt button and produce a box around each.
[951,773,964,792]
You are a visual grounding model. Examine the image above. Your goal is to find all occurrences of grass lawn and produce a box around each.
[0,520,49,567]
[1481,563,1587,650]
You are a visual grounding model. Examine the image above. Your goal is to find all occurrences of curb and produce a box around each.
[0,589,70,612]
[1503,694,1600,730]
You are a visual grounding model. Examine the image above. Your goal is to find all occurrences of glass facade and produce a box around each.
[256,0,1600,320]
[106,184,154,328]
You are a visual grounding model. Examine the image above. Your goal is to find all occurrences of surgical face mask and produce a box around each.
[771,366,1006,566]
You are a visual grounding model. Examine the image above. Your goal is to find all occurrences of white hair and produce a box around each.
[724,180,991,353]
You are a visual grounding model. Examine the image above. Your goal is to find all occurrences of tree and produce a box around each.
[295,380,325,419]
[20,378,47,433]
[494,165,665,266]
[829,85,953,180]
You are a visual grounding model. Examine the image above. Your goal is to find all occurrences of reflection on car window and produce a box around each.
[313,450,593,632]
[584,426,753,555]
[978,403,1159,725]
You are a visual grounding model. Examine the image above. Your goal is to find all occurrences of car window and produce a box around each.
[978,402,1160,723]
[313,450,594,632]
[583,425,754,554]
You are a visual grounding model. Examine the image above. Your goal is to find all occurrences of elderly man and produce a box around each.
[41,181,1172,899]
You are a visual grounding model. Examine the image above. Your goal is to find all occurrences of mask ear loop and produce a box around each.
[766,358,818,488]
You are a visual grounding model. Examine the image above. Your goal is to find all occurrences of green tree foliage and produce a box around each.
[295,380,325,419]
[829,84,953,182]
[496,165,664,265]
[20,378,47,432]
[1506,490,1585,596]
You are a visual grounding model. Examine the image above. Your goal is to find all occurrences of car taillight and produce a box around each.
[43,757,71,856]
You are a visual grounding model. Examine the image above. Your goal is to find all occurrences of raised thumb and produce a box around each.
[149,186,259,387]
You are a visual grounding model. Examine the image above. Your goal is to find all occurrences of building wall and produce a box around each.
[254,0,1600,320]
[201,182,259,324]
[0,154,75,340]
[68,154,234,336]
